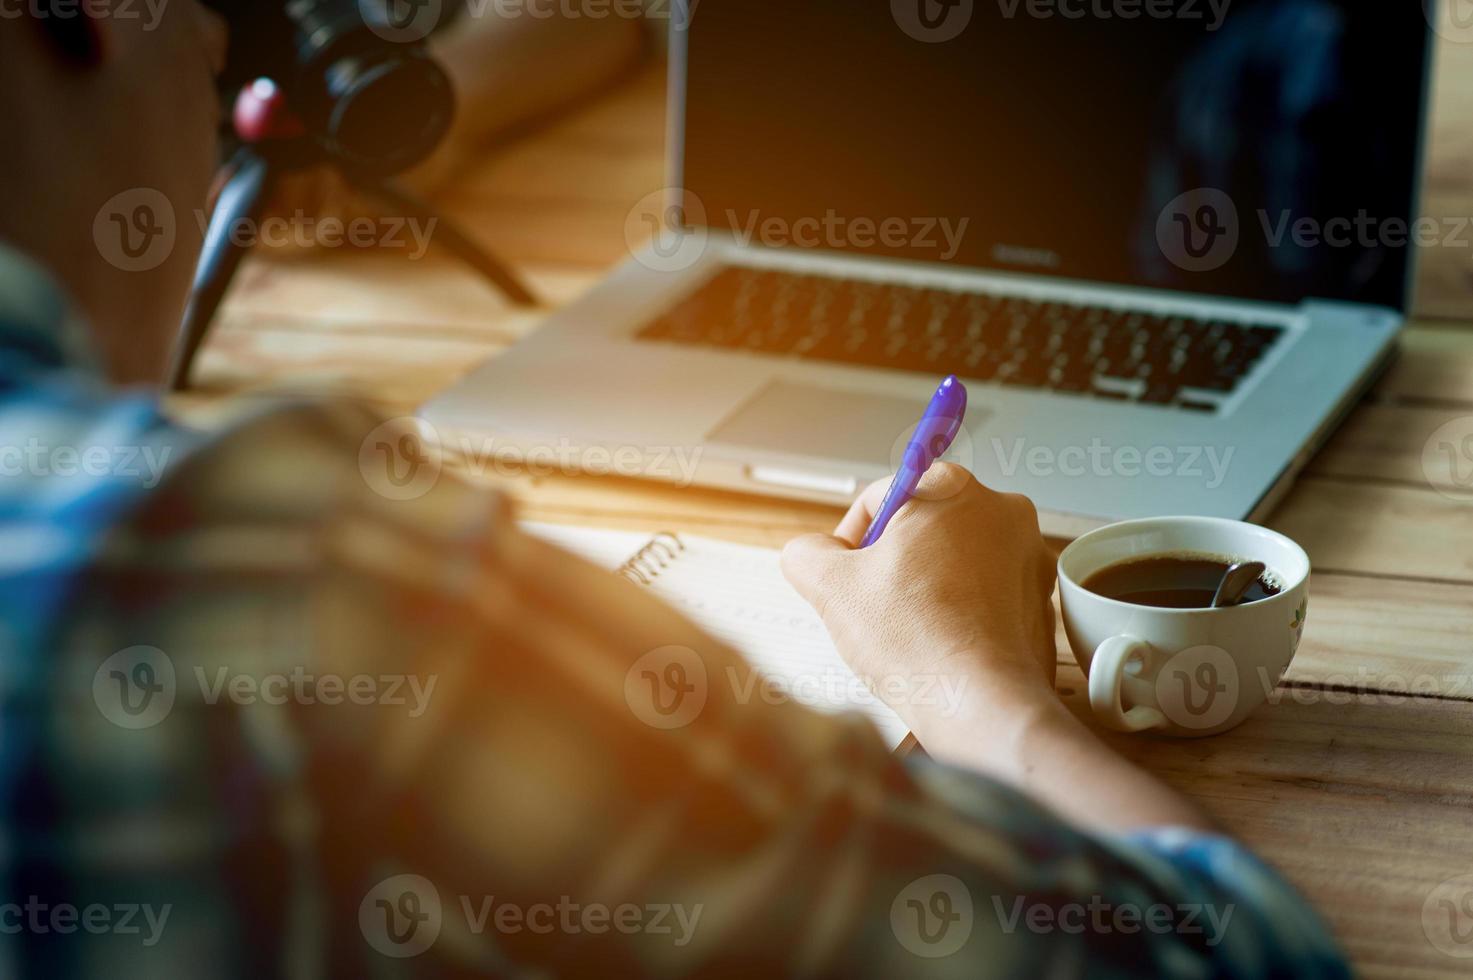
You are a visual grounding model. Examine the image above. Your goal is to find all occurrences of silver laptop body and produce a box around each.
[424,1,1434,535]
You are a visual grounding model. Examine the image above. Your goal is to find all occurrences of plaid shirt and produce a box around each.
[0,241,1349,978]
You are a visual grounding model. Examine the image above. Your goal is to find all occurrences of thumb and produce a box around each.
[780,533,853,615]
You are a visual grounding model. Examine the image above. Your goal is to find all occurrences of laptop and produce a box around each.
[423,1,1435,535]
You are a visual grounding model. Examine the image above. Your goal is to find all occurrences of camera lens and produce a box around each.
[322,49,454,174]
[202,0,456,175]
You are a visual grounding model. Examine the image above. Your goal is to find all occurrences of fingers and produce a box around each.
[836,464,986,545]
[779,533,851,616]
[834,477,894,546]
[912,460,978,502]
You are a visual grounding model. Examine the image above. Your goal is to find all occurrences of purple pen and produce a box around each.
[858,375,968,548]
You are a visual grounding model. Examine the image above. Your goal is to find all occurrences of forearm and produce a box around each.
[909,663,1216,835]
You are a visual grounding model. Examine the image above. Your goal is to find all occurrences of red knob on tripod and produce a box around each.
[232,78,307,144]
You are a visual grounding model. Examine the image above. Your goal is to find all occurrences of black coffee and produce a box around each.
[1082,553,1281,609]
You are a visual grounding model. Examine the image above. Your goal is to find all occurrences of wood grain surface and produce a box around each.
[184,40,1473,978]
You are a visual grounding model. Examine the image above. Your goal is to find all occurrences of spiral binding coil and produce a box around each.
[617,532,685,585]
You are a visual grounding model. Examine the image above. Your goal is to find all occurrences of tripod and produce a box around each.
[168,82,538,391]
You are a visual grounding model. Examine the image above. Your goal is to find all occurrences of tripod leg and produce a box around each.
[352,177,539,308]
[168,152,275,391]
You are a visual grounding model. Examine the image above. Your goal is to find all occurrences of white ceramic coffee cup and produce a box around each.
[1058,517,1310,737]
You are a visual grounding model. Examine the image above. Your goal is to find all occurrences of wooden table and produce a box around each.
[191,44,1473,979]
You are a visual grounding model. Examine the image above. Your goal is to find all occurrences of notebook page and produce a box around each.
[524,523,911,750]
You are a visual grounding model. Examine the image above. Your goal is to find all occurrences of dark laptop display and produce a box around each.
[677,0,1432,310]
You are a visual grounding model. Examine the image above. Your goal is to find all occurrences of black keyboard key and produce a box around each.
[634,267,1282,404]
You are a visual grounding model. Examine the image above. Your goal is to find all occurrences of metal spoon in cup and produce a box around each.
[1210,560,1267,608]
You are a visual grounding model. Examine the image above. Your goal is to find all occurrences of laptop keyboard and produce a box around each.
[635,267,1285,411]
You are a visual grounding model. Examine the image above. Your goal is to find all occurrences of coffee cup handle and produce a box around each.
[1088,635,1167,732]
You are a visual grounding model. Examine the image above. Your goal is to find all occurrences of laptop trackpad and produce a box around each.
[707,381,935,467]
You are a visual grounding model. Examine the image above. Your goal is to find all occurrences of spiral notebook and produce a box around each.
[524,523,911,750]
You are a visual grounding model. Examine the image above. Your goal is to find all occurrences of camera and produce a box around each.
[202,0,455,175]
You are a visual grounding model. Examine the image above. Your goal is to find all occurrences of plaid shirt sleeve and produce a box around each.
[0,229,1346,979]
[10,396,1349,979]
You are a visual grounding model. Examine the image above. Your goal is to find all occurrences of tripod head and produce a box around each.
[202,0,454,176]
[167,10,537,392]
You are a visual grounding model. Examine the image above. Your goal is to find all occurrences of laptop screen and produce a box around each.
[676,0,1432,310]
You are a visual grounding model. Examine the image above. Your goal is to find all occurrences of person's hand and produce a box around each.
[781,464,1059,739]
